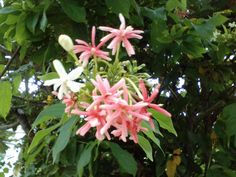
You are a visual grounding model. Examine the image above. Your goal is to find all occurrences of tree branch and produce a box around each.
[13,95,47,106]
[0,120,19,130]
[0,46,21,79]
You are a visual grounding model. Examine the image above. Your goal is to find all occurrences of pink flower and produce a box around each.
[99,13,144,56]
[52,91,78,114]
[99,99,149,143]
[72,108,111,141]
[87,75,128,111]
[73,75,155,143]
[74,26,111,66]
[62,94,78,114]
[139,80,172,117]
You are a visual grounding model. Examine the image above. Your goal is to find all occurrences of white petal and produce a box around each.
[53,60,67,78]
[58,85,64,100]
[119,13,126,29]
[44,79,61,86]
[67,81,85,92]
[53,81,62,91]
[68,67,83,81]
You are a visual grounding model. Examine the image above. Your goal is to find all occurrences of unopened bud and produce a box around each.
[58,34,74,52]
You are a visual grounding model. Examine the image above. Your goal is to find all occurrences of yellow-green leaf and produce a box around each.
[0,81,12,119]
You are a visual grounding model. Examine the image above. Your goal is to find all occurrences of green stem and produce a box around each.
[125,78,143,99]
[93,56,98,77]
[69,51,80,65]
[114,43,121,64]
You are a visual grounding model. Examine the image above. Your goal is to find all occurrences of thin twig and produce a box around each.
[13,95,47,106]
[0,120,19,130]
[0,46,21,79]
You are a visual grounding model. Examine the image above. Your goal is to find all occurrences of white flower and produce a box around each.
[44,59,84,100]
[58,34,74,52]
[228,22,236,28]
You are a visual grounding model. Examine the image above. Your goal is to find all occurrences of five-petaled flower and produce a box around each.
[99,13,144,56]
[44,59,85,100]
[74,26,111,67]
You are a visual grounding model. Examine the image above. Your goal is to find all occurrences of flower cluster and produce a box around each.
[43,14,171,143]
[71,75,171,143]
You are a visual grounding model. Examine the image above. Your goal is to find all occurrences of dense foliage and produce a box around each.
[0,0,236,177]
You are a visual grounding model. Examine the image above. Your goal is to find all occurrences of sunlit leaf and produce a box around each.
[148,109,177,136]
[0,81,12,119]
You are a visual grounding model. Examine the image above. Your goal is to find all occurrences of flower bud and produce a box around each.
[58,34,74,52]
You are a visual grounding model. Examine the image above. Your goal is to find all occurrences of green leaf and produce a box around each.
[109,142,137,176]
[222,103,236,140]
[12,75,22,95]
[38,72,59,81]
[26,12,40,34]
[181,0,187,10]
[33,103,66,127]
[28,123,60,153]
[210,14,228,26]
[0,65,4,73]
[26,141,46,165]
[142,7,167,21]
[15,13,29,45]
[148,108,177,136]
[0,7,19,14]
[59,0,86,23]
[166,0,182,11]
[0,81,12,119]
[138,135,153,161]
[5,14,19,25]
[193,14,227,40]
[77,142,97,177]
[105,0,131,17]
[183,36,206,58]
[40,11,48,32]
[52,116,77,163]
[19,43,29,61]
[207,165,236,177]
[141,121,163,152]
[151,20,172,46]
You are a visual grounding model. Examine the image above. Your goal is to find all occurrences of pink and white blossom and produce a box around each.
[99,14,143,56]
[74,26,111,67]
[73,75,154,143]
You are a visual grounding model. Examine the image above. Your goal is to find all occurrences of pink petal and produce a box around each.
[98,26,114,32]
[129,111,150,121]
[149,103,172,117]
[91,26,96,47]
[139,80,148,100]
[110,78,125,92]
[147,84,160,102]
[74,45,90,53]
[76,122,91,136]
[75,39,89,46]
[123,38,135,56]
